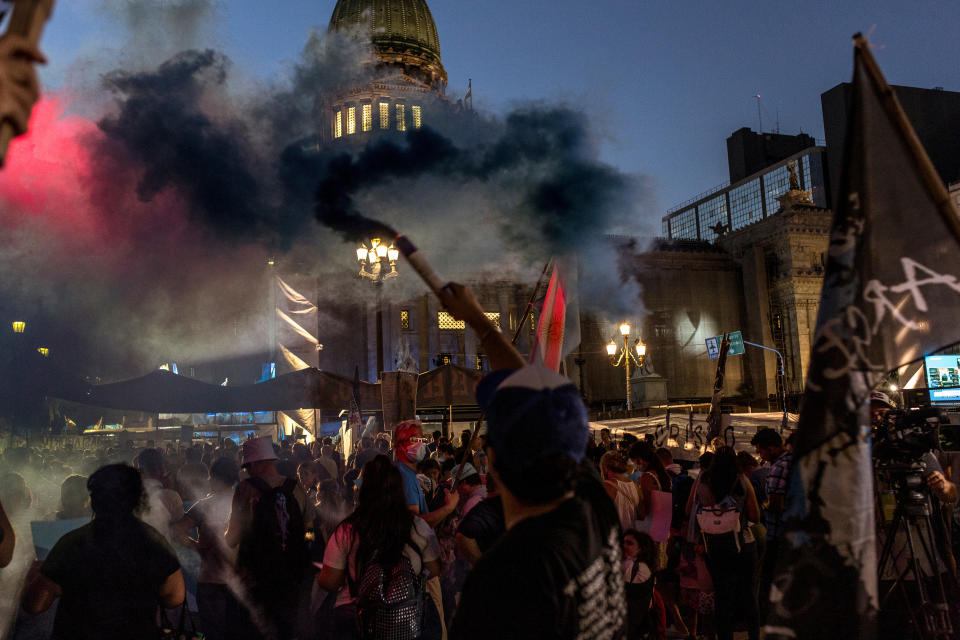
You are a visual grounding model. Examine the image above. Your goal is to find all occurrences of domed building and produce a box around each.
[324,0,450,142]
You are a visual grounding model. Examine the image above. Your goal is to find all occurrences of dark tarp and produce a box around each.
[416,364,483,407]
[53,368,381,414]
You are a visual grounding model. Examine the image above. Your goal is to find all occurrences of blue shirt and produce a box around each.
[396,461,429,515]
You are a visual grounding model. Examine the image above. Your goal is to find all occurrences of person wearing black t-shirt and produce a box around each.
[440,283,627,640]
[22,464,184,640]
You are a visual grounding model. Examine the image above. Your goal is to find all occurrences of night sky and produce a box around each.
[2,0,958,380]
[40,0,960,226]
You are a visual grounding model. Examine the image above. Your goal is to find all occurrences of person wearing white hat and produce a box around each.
[225,436,310,639]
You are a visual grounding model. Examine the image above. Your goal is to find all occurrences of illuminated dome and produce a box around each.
[330,0,441,64]
[323,0,451,142]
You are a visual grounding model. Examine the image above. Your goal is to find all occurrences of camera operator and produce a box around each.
[871,391,958,505]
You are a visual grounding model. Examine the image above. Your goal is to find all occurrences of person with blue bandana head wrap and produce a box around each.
[439,282,627,640]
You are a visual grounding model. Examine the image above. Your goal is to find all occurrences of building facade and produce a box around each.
[639,144,832,410]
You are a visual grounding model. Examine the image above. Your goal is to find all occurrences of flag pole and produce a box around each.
[853,33,960,240]
[450,260,553,490]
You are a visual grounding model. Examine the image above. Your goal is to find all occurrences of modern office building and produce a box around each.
[822,83,960,207]
[726,128,817,183]
[661,146,829,242]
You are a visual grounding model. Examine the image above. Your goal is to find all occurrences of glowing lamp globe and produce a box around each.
[37,347,49,357]
[606,340,618,356]
[387,247,399,262]
[635,340,646,358]
[356,246,368,262]
[376,243,388,258]
[619,322,631,336]
[12,321,25,333]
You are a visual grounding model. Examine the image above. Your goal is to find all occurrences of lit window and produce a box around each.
[334,111,342,139]
[438,311,464,330]
[379,102,389,129]
[396,104,406,131]
[484,312,501,328]
[362,104,372,132]
[400,309,410,330]
[412,105,422,129]
[347,106,356,135]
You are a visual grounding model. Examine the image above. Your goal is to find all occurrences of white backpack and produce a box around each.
[695,496,742,553]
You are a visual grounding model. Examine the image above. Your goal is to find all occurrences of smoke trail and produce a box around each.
[0,14,653,384]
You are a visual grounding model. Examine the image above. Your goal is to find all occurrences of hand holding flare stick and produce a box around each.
[335,214,549,486]
[395,230,550,487]
[0,0,54,165]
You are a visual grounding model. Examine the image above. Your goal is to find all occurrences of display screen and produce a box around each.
[930,388,960,404]
[925,355,960,389]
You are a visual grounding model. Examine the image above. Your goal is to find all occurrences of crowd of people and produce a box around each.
[0,417,807,639]
[0,299,958,640]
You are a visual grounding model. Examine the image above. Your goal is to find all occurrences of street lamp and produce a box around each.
[355,238,400,377]
[607,321,645,411]
[356,238,399,282]
[12,321,25,333]
[37,347,49,357]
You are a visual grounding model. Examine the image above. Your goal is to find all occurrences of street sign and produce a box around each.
[705,330,745,359]
[705,336,721,359]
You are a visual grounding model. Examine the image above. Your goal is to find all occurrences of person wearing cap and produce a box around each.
[394,420,460,527]
[440,283,626,639]
[869,390,896,427]
[225,436,310,640]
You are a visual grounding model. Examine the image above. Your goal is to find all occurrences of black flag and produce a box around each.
[765,34,960,639]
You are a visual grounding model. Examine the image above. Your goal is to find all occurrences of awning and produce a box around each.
[55,367,381,414]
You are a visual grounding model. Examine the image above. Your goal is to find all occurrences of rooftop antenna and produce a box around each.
[776,107,780,134]
[755,93,762,133]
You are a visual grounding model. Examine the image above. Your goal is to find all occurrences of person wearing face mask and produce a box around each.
[394,420,460,527]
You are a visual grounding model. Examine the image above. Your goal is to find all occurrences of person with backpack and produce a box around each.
[687,446,761,640]
[225,436,311,640]
[622,529,667,640]
[316,454,442,640]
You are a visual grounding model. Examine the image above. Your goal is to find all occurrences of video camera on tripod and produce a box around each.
[873,407,953,639]
[875,408,944,517]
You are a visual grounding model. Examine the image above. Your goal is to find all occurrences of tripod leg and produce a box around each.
[915,517,953,638]
[904,520,935,639]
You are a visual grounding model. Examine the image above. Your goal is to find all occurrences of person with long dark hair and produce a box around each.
[692,446,761,640]
[629,442,673,533]
[316,454,441,638]
[22,463,185,639]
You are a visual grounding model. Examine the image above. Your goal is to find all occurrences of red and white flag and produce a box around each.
[531,258,580,371]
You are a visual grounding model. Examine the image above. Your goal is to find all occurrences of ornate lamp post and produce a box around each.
[356,238,399,281]
[355,238,400,376]
[606,321,646,411]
